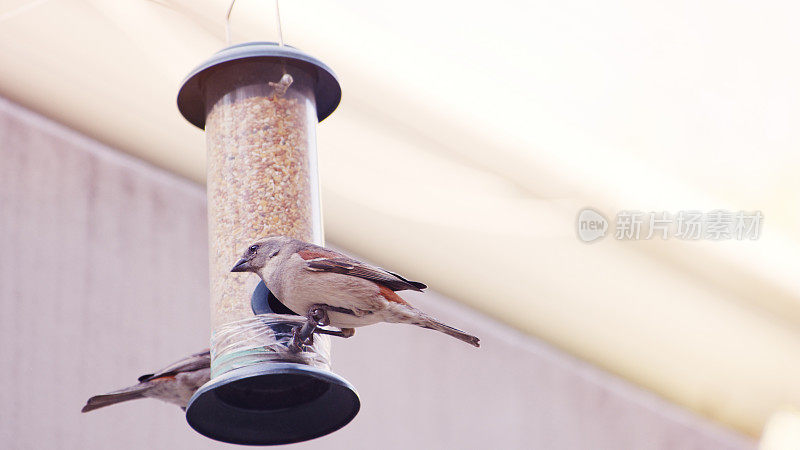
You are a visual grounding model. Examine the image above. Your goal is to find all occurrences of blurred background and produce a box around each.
[1,0,799,448]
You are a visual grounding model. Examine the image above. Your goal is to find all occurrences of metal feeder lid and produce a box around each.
[177,41,342,129]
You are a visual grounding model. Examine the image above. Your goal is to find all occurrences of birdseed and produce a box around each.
[205,82,322,350]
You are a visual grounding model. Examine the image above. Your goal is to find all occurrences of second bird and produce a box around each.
[231,235,480,348]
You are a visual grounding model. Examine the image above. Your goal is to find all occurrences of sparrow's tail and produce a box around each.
[81,384,149,413]
[388,304,480,347]
[419,318,481,347]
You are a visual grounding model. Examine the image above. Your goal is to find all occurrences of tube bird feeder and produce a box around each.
[177,42,359,445]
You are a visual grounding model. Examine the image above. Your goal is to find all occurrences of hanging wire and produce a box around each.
[225,0,285,46]
[274,0,284,46]
[225,0,236,45]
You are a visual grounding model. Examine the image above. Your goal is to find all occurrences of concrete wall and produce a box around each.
[0,97,753,449]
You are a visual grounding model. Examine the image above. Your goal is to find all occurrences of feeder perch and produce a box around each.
[177,42,359,445]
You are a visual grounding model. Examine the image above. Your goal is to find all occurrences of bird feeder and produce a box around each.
[177,42,359,445]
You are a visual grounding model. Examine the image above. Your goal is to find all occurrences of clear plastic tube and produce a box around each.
[204,62,324,376]
[210,315,331,378]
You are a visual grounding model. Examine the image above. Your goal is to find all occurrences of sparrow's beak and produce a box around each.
[230,258,252,273]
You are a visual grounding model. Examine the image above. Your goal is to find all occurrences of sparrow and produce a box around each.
[231,235,480,348]
[81,350,210,413]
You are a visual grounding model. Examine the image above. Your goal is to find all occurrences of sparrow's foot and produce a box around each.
[313,327,356,339]
[308,303,358,317]
[290,305,357,351]
[341,327,356,338]
[289,319,318,353]
[308,305,330,327]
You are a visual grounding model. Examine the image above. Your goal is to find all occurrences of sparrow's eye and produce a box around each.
[248,245,259,253]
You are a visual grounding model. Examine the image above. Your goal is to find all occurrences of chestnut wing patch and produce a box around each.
[137,349,210,382]
[301,250,427,292]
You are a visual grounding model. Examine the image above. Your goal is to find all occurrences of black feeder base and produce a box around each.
[185,362,359,445]
[185,283,360,445]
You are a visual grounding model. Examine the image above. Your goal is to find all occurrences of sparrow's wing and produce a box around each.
[137,349,211,382]
[299,247,427,292]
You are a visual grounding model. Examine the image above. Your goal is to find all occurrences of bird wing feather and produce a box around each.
[299,247,427,292]
[137,349,211,382]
